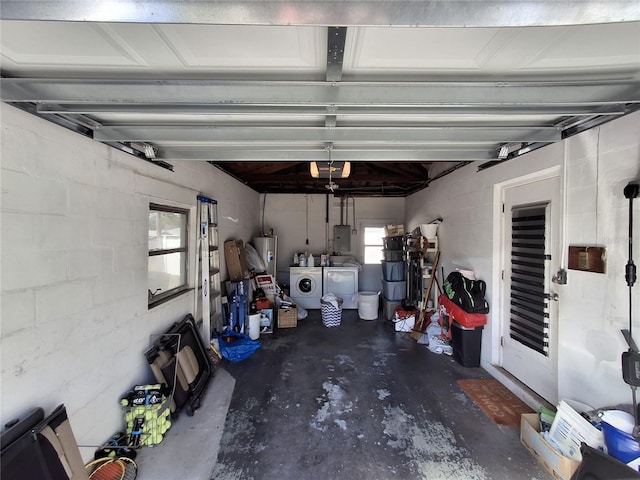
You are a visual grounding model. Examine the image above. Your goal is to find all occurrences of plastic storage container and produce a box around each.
[570,443,640,480]
[548,400,605,461]
[381,261,405,281]
[383,236,404,250]
[601,421,640,464]
[450,321,483,367]
[382,297,402,321]
[382,249,403,262]
[381,279,406,301]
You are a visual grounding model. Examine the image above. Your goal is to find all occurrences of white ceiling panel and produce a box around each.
[345,26,500,73]
[345,23,640,77]
[155,24,325,72]
[0,21,327,76]
[518,22,640,72]
[3,19,637,78]
[475,23,640,74]
[0,21,148,70]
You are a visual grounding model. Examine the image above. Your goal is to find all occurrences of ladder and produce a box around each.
[194,195,222,343]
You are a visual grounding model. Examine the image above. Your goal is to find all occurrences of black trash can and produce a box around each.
[450,321,483,367]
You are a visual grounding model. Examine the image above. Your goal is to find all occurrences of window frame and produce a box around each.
[148,203,190,308]
[362,224,387,265]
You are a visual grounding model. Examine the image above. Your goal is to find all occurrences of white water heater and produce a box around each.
[253,236,278,278]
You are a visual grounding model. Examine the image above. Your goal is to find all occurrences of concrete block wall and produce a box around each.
[558,116,640,407]
[405,110,640,409]
[0,104,259,459]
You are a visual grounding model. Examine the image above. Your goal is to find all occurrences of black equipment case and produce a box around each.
[145,314,213,417]
[1,404,88,480]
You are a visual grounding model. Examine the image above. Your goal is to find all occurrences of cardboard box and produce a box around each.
[520,413,580,480]
[255,274,277,303]
[277,308,297,328]
[224,240,249,281]
[385,224,405,236]
[255,274,277,295]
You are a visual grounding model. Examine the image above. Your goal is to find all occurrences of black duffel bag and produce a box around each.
[443,271,490,314]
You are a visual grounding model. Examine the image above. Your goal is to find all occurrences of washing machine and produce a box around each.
[290,266,323,309]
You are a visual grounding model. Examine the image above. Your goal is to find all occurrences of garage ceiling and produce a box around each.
[2,1,640,196]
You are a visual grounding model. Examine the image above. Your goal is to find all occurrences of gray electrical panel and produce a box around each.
[334,225,351,253]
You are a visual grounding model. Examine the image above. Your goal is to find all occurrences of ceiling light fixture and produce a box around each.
[310,161,351,178]
[310,144,351,179]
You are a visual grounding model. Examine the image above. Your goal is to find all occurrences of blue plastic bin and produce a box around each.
[601,421,640,464]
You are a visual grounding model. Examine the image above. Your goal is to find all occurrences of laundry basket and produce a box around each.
[321,295,343,327]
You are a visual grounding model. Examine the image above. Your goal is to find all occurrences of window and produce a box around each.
[148,204,189,307]
[363,226,385,264]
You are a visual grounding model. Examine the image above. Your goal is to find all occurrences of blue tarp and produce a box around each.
[218,331,260,362]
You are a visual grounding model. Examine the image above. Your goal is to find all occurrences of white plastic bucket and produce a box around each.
[357,291,380,320]
[248,313,261,340]
[420,223,438,238]
[549,400,605,460]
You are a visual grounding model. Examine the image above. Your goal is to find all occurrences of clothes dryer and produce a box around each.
[323,266,359,309]
[290,266,323,309]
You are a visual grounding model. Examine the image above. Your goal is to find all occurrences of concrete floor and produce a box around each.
[138,308,550,480]
[135,368,235,480]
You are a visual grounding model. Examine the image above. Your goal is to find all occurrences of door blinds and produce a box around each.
[510,205,549,356]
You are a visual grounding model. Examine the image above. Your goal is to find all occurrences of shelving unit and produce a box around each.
[195,195,222,342]
[421,236,440,309]
[405,233,439,310]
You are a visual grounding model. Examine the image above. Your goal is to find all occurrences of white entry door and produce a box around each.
[501,175,561,405]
